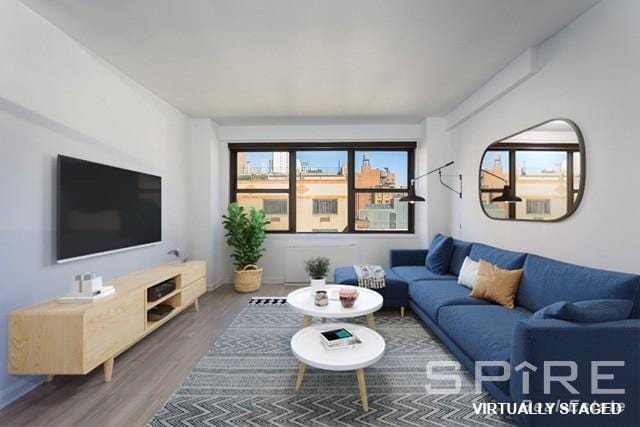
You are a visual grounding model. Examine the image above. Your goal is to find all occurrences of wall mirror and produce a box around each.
[479,119,585,222]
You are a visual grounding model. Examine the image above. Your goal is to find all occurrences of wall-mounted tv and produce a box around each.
[57,155,161,262]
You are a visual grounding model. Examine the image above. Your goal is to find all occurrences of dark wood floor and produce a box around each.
[0,284,301,427]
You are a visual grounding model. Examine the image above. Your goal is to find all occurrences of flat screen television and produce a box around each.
[57,155,161,262]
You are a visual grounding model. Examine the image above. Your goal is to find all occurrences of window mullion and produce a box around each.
[289,151,296,233]
[347,150,355,232]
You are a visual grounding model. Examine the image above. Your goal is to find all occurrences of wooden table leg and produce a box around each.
[303,315,312,327]
[367,313,376,330]
[400,306,405,318]
[104,358,114,382]
[356,368,369,412]
[295,362,306,391]
[46,375,54,382]
[193,297,200,312]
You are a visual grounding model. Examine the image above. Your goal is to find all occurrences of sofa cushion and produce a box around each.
[517,254,640,316]
[438,305,532,394]
[449,238,473,276]
[392,266,457,283]
[425,234,454,275]
[531,299,634,323]
[409,280,491,321]
[469,243,527,270]
[333,266,408,307]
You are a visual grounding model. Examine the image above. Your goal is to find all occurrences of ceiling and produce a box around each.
[21,0,598,124]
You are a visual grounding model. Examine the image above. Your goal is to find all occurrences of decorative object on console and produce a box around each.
[222,203,270,293]
[314,290,329,307]
[400,161,462,203]
[479,118,585,222]
[353,264,385,289]
[304,256,330,290]
[339,287,359,308]
[167,248,188,264]
[57,272,115,304]
[470,259,523,308]
[457,256,480,289]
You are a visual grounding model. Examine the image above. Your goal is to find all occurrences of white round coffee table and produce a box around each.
[291,323,385,412]
[287,285,383,330]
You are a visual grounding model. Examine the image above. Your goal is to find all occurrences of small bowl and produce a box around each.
[339,288,359,308]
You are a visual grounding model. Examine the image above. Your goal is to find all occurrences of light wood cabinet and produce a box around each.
[8,261,206,382]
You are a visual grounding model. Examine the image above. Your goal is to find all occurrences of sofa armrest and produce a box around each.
[510,318,640,426]
[390,249,428,267]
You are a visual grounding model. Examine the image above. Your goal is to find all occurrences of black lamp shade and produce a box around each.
[491,185,522,203]
[399,183,425,204]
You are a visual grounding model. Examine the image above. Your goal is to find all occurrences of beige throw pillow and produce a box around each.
[470,259,523,309]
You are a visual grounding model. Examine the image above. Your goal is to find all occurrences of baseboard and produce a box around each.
[0,375,45,410]
[207,279,224,291]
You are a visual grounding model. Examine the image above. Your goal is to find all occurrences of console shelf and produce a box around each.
[8,261,207,383]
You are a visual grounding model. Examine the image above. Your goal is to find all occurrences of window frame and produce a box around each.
[229,141,416,234]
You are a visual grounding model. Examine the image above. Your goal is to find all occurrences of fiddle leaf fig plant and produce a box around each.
[222,203,270,269]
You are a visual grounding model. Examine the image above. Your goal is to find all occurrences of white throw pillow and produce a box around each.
[458,256,480,289]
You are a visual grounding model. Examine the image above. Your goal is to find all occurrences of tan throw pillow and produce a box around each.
[470,259,523,309]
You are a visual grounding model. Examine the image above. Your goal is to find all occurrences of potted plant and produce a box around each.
[222,203,270,293]
[304,256,330,290]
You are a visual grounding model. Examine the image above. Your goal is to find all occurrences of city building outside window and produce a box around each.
[229,142,415,233]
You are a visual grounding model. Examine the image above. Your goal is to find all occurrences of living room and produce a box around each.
[0,1,638,426]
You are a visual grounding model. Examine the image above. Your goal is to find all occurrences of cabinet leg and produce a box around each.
[295,362,306,391]
[194,297,200,312]
[104,358,114,382]
[303,315,312,327]
[400,306,405,318]
[367,313,376,330]
[46,375,54,382]
[356,368,369,412]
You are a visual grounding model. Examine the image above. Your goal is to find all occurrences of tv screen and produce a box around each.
[57,155,161,261]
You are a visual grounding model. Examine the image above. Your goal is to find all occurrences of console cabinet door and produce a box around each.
[83,291,145,371]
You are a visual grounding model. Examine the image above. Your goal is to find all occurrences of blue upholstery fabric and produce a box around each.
[392,266,457,283]
[438,305,532,364]
[425,234,454,274]
[333,266,408,307]
[511,318,640,426]
[517,254,640,316]
[389,249,429,267]
[469,243,527,270]
[438,305,532,395]
[530,299,634,322]
[449,238,473,276]
[408,280,490,321]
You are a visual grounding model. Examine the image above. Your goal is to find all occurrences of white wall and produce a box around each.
[0,0,190,407]
[448,0,640,274]
[206,123,432,284]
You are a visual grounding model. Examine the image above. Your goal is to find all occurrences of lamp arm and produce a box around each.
[480,168,508,183]
[438,170,463,198]
[411,161,455,183]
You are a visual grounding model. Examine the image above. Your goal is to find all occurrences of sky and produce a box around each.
[482,151,568,174]
[242,151,408,184]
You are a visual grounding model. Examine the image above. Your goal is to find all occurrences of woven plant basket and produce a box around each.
[234,264,262,293]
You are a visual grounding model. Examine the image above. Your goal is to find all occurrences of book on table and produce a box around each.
[320,327,362,351]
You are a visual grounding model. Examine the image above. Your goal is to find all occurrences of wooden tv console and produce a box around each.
[8,261,206,382]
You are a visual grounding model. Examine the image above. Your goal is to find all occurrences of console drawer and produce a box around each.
[182,277,206,305]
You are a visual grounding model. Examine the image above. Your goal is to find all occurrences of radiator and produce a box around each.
[284,244,360,283]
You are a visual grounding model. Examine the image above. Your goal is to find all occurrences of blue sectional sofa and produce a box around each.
[336,235,640,426]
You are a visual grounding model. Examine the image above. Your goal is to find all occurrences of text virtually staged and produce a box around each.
[1,1,638,427]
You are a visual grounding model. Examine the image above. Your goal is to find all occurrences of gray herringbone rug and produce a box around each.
[149,298,514,426]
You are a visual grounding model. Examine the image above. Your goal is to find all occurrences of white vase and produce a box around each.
[309,277,326,290]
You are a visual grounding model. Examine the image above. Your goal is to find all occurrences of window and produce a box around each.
[526,199,551,215]
[313,199,338,215]
[229,142,415,233]
[263,199,288,215]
